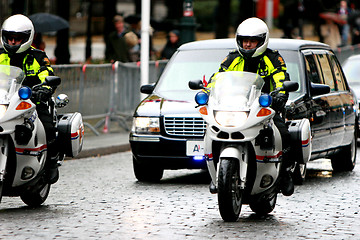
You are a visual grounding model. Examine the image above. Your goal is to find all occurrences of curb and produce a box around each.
[68,143,131,160]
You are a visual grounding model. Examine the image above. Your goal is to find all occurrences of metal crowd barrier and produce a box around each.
[52,60,168,135]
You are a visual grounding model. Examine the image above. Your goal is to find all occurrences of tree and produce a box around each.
[215,0,231,38]
[236,0,256,26]
[55,0,70,64]
[103,0,117,45]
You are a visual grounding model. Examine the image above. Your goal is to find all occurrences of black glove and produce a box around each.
[31,85,53,104]
[271,92,287,111]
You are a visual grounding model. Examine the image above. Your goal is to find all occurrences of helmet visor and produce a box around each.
[2,30,31,46]
[236,33,266,49]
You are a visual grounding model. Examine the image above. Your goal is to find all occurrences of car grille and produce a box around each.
[164,117,206,137]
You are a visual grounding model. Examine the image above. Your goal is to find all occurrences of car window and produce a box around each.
[156,49,230,97]
[277,50,303,100]
[304,54,322,84]
[315,53,336,91]
[328,53,347,91]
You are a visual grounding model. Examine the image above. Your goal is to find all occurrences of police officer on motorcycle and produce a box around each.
[0,14,59,184]
[211,17,294,196]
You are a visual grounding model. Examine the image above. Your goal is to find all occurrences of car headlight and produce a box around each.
[214,111,248,127]
[132,117,160,134]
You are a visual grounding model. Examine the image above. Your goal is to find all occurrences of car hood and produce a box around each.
[135,90,199,116]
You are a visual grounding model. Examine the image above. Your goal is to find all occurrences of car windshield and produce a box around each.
[154,48,303,101]
[155,49,230,100]
[278,50,303,100]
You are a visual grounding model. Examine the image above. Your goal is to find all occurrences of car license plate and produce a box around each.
[186,140,205,156]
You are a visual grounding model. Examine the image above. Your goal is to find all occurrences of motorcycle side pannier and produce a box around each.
[287,119,311,164]
[58,112,84,157]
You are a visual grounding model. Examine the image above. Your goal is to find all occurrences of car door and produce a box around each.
[328,52,356,146]
[302,51,332,153]
[313,50,345,149]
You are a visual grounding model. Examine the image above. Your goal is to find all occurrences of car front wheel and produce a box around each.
[133,157,164,182]
[331,131,357,172]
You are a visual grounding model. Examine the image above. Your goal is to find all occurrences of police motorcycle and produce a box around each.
[189,71,311,221]
[0,65,84,207]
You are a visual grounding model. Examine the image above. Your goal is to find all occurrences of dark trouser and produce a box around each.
[37,103,56,160]
[273,113,293,169]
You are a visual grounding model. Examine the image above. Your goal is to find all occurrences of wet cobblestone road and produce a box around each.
[0,151,359,239]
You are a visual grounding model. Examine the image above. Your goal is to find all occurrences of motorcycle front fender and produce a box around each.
[0,137,8,182]
[218,145,248,187]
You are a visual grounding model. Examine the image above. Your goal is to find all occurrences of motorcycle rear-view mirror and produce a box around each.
[188,80,204,90]
[45,76,61,87]
[282,81,299,92]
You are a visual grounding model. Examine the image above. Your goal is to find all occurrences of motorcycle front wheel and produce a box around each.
[217,158,242,222]
[0,181,3,203]
[249,193,277,215]
[21,183,51,207]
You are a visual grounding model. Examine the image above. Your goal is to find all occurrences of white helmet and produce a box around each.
[235,17,269,59]
[1,14,34,54]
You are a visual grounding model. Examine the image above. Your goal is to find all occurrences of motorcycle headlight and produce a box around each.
[214,111,248,127]
[132,117,160,134]
[0,105,7,119]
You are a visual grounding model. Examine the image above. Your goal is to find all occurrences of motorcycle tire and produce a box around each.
[0,181,3,203]
[249,193,277,215]
[20,183,51,207]
[217,158,242,222]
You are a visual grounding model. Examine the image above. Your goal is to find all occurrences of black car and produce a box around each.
[130,38,358,182]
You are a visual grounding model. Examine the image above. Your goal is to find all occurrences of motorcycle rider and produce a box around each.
[210,17,294,196]
[0,14,59,184]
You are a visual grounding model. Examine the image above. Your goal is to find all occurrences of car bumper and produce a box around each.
[129,133,207,169]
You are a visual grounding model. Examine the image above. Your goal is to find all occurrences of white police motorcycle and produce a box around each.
[189,71,311,221]
[0,65,83,207]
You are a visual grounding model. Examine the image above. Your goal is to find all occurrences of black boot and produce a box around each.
[209,181,217,194]
[47,164,59,184]
[46,144,59,184]
[279,147,294,196]
[280,170,294,196]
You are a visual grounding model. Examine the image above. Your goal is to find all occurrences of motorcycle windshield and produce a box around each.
[0,65,25,93]
[209,71,264,111]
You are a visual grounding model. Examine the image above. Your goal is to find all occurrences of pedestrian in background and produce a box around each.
[105,15,131,63]
[160,30,180,60]
[32,32,45,51]
[320,18,341,49]
[338,0,351,46]
[351,15,360,45]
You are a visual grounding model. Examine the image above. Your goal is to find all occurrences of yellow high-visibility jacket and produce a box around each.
[0,47,54,88]
[210,48,290,94]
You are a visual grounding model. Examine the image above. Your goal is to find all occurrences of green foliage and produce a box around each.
[193,0,240,32]
[193,0,217,31]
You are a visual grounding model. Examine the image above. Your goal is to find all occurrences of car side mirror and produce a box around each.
[281,81,299,92]
[140,84,155,94]
[310,82,331,96]
[188,80,204,90]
